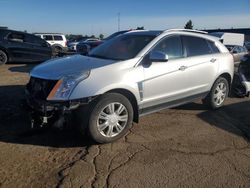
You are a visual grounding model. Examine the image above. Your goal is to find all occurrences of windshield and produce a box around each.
[88,34,155,60]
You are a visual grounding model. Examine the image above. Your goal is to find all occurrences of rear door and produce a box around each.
[24,34,52,61]
[6,32,33,61]
[180,35,220,95]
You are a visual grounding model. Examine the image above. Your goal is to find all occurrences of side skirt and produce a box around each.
[139,92,209,117]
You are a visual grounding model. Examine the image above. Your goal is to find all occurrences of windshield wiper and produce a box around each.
[88,54,123,61]
[88,54,109,59]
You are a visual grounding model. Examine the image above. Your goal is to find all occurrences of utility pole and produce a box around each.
[118,12,120,31]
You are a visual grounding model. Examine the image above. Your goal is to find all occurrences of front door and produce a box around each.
[142,35,189,110]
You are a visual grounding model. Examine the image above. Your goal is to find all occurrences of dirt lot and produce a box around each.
[1,63,250,188]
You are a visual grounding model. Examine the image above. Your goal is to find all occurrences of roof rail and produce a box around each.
[164,29,208,34]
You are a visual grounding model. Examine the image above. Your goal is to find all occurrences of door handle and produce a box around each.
[179,66,187,71]
[210,58,217,63]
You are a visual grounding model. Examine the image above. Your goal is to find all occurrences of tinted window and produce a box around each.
[239,46,247,53]
[25,34,46,46]
[8,32,25,42]
[43,35,53,41]
[89,34,155,60]
[152,36,183,60]
[53,35,63,41]
[182,36,212,57]
[207,40,220,53]
[235,46,241,53]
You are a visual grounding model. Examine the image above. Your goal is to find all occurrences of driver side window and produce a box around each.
[152,35,183,60]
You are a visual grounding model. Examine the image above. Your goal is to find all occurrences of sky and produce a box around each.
[0,0,250,37]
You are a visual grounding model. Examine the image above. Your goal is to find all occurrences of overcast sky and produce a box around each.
[0,0,250,37]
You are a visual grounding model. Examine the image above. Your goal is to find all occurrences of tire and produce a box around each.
[52,46,62,56]
[0,50,8,65]
[203,77,229,109]
[77,93,134,143]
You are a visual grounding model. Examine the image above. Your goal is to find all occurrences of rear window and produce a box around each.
[25,34,47,46]
[43,35,53,41]
[8,32,25,42]
[239,46,248,53]
[182,36,213,57]
[207,40,220,53]
[53,35,63,41]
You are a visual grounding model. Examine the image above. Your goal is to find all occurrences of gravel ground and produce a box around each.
[0,63,250,188]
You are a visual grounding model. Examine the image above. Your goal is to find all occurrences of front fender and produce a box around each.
[70,81,141,104]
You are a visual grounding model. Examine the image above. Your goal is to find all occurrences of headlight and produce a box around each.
[47,70,90,100]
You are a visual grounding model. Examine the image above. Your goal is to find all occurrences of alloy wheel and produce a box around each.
[97,102,128,138]
[213,82,227,106]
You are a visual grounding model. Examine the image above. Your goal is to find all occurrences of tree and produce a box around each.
[99,34,104,40]
[184,20,193,29]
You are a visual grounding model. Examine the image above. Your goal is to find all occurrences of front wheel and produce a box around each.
[203,77,229,109]
[0,50,8,65]
[77,93,134,143]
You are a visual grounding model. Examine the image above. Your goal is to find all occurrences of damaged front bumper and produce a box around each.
[25,89,93,129]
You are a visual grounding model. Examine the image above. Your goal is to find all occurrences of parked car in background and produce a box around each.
[68,38,100,52]
[245,41,250,53]
[0,29,52,65]
[34,33,67,54]
[103,30,132,41]
[76,40,102,54]
[26,29,234,143]
[209,32,245,46]
[67,37,89,51]
[225,45,248,64]
[76,30,131,54]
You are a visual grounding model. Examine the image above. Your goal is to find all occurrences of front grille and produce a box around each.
[26,77,58,100]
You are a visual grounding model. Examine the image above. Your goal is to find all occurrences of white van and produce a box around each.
[34,33,67,54]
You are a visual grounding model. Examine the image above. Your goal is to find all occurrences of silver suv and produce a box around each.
[26,29,234,143]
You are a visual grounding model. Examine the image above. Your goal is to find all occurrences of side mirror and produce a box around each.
[232,50,238,54]
[149,51,168,62]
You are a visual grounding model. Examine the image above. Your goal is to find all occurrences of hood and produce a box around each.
[30,55,115,80]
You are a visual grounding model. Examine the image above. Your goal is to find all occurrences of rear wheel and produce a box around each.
[52,46,63,56]
[77,93,134,143]
[203,77,229,109]
[0,50,8,65]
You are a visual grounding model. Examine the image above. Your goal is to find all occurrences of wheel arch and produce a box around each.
[51,44,64,49]
[218,72,232,92]
[106,88,139,123]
